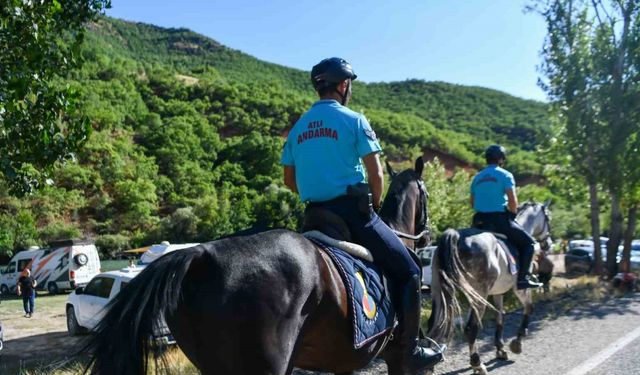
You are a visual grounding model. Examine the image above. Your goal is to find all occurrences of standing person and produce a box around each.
[281,57,443,372]
[470,145,543,289]
[17,268,37,318]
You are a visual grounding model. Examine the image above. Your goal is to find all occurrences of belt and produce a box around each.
[307,195,355,208]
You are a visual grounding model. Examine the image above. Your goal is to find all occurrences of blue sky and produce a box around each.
[106,0,548,101]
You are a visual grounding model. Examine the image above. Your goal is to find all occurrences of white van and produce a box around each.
[0,239,101,294]
[0,248,41,295]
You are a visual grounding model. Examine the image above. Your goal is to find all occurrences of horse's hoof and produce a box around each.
[496,348,509,360]
[509,339,522,354]
[472,363,488,375]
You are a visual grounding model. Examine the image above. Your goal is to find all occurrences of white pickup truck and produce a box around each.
[65,266,174,344]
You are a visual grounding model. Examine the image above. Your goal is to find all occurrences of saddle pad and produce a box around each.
[309,238,395,348]
[496,239,518,275]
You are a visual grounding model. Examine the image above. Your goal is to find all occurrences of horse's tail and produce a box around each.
[84,245,205,375]
[427,229,493,343]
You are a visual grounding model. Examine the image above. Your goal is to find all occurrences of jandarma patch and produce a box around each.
[297,128,339,144]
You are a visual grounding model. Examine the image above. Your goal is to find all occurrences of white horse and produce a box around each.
[427,200,552,375]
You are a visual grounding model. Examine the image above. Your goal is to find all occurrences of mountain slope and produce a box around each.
[86,17,550,172]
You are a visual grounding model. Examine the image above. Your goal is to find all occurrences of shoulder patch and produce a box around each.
[364,129,377,141]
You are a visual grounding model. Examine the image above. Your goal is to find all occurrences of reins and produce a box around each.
[393,228,430,241]
[516,203,551,245]
[387,178,430,244]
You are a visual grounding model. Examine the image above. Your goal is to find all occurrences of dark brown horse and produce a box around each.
[85,157,435,375]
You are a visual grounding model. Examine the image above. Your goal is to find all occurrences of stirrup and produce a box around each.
[517,279,543,290]
[423,336,447,359]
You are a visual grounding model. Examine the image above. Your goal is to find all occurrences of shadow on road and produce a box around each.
[565,295,640,321]
[440,358,516,375]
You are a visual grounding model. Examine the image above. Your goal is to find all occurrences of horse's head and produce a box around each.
[380,156,430,249]
[516,199,552,252]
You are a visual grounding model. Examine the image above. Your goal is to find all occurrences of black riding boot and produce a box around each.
[399,275,445,373]
[517,244,543,290]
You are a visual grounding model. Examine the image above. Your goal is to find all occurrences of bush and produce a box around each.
[38,222,82,245]
[95,234,131,259]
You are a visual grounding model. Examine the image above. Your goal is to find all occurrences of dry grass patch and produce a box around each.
[23,348,198,375]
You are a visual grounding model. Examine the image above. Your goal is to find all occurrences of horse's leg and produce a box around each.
[509,289,533,354]
[492,294,508,360]
[464,305,488,375]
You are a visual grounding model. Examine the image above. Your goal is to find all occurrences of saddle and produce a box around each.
[302,207,423,267]
[302,208,395,348]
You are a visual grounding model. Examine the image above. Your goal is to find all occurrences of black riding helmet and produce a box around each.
[485,144,507,164]
[311,57,357,105]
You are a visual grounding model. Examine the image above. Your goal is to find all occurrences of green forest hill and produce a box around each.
[0,17,553,259]
[87,18,550,172]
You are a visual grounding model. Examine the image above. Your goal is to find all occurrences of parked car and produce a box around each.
[1,239,101,295]
[65,267,175,344]
[417,246,435,289]
[628,240,640,269]
[565,238,622,274]
[564,248,593,274]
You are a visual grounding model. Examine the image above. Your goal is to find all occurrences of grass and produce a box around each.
[1,292,67,314]
[22,348,199,375]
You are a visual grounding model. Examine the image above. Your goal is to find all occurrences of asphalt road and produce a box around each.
[295,293,640,375]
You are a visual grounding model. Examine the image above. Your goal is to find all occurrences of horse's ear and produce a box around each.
[415,156,424,178]
[543,198,552,208]
[385,160,398,178]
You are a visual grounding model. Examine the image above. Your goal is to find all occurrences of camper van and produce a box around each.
[0,239,101,295]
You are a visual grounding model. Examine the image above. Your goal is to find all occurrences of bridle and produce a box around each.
[392,178,430,245]
[517,202,552,250]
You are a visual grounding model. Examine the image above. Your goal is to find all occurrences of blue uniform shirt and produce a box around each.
[470,165,515,213]
[281,99,382,202]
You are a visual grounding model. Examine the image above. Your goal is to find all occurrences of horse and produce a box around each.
[426,200,552,375]
[84,157,435,375]
[517,201,554,292]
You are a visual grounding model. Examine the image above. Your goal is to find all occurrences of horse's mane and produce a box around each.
[380,169,418,219]
[517,200,537,212]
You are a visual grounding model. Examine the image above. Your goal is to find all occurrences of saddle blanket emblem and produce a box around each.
[309,238,395,348]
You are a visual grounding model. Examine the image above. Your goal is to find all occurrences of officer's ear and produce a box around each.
[337,79,349,93]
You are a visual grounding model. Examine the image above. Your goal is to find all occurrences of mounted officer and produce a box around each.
[281,57,443,372]
[470,145,543,289]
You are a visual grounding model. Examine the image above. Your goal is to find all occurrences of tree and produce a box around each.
[535,0,640,276]
[620,131,640,272]
[536,0,607,273]
[0,0,110,194]
[589,0,640,277]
